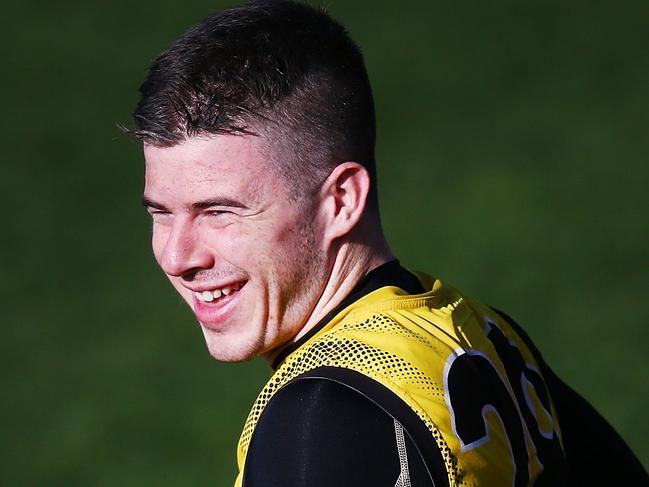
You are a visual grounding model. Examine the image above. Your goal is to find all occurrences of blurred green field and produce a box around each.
[2,0,647,484]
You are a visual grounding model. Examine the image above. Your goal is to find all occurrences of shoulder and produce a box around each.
[243,369,444,487]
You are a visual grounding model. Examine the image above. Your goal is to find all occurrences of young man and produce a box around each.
[131,1,647,485]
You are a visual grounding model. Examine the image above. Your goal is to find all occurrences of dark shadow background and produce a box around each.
[3,0,647,484]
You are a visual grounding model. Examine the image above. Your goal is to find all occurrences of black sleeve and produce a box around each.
[243,377,436,487]
[493,308,649,486]
[542,366,649,486]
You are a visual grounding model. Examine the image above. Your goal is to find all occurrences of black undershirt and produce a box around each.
[244,377,434,486]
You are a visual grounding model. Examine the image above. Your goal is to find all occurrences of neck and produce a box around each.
[263,232,394,365]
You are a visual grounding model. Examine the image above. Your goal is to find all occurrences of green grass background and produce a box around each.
[3,0,648,484]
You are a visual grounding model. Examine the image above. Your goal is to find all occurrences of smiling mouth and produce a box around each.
[193,281,246,303]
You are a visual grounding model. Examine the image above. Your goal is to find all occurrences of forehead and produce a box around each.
[143,134,278,204]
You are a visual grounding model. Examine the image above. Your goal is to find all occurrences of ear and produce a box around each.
[319,162,371,243]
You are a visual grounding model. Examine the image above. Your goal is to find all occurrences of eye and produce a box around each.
[147,209,173,223]
[206,209,235,217]
[202,208,237,228]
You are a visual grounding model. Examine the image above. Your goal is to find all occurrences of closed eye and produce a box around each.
[147,208,171,216]
[205,209,236,217]
[200,208,239,228]
[146,209,174,225]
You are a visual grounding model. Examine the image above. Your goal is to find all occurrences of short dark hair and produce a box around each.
[131,0,377,206]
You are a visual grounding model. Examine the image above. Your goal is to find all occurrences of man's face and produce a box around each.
[143,134,328,362]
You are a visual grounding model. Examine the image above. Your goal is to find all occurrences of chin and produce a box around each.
[200,325,263,363]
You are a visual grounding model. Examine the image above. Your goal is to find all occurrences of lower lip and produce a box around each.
[193,286,245,329]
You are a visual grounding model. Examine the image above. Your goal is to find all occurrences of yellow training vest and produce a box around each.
[235,275,565,486]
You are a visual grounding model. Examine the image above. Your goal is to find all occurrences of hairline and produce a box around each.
[143,124,328,207]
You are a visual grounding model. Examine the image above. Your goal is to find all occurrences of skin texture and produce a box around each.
[143,133,390,362]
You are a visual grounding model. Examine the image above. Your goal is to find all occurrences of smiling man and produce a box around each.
[142,134,341,363]
[131,1,647,486]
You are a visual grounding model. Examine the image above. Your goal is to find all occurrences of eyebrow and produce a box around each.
[142,196,168,211]
[190,198,249,211]
[141,196,249,211]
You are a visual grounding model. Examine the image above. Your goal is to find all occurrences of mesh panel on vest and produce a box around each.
[238,313,464,486]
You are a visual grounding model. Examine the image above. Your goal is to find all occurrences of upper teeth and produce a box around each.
[194,286,236,302]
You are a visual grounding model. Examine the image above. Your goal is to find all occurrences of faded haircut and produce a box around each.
[129,0,377,207]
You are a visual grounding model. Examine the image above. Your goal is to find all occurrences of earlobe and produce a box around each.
[321,162,371,242]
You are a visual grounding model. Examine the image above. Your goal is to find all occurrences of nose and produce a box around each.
[157,218,214,277]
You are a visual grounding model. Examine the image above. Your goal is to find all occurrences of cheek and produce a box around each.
[216,222,274,251]
[150,225,170,264]
[201,212,314,270]
[276,222,320,271]
[201,225,241,259]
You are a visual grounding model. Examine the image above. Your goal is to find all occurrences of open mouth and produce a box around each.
[193,281,246,304]
[192,280,247,328]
